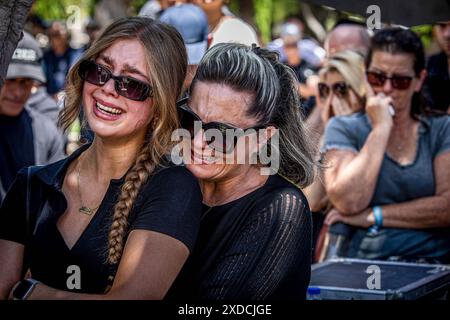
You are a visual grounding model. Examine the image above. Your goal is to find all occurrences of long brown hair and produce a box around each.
[59,17,188,264]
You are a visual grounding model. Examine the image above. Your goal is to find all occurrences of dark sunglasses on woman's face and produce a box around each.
[366,71,413,90]
[176,98,267,154]
[318,82,350,100]
[78,60,153,101]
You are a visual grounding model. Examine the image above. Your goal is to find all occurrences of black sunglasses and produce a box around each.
[366,71,413,90]
[78,60,153,101]
[176,98,267,154]
[318,81,350,100]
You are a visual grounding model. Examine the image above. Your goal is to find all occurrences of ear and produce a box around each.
[414,69,427,92]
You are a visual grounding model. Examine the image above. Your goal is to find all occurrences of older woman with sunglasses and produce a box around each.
[0,17,203,300]
[322,28,450,263]
[166,43,316,300]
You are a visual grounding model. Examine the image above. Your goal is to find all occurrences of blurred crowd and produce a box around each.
[1,0,449,265]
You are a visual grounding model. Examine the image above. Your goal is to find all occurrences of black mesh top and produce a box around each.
[167,174,312,301]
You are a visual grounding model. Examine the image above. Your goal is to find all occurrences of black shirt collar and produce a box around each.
[34,143,91,189]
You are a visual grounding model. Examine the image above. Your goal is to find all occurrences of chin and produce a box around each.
[1,104,25,117]
[185,163,226,181]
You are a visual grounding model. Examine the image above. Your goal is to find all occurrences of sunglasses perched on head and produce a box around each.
[318,82,350,100]
[78,60,153,101]
[176,98,267,154]
[366,71,413,90]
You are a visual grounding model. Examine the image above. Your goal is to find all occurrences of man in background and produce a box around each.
[324,20,371,58]
[423,20,450,113]
[0,32,65,203]
[43,21,83,99]
[160,3,209,91]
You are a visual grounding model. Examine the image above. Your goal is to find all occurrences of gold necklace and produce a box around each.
[77,157,100,215]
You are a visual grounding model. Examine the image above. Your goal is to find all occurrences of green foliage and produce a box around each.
[412,24,434,50]
[130,0,148,15]
[253,0,273,43]
[32,0,95,22]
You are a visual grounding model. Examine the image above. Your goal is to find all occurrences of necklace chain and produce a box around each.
[77,156,100,215]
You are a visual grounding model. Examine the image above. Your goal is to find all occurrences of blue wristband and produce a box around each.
[373,206,383,227]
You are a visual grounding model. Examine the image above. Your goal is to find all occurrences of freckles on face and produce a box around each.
[81,39,154,139]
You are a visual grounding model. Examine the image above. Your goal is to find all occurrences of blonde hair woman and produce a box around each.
[0,17,202,300]
[304,50,366,252]
[318,50,366,124]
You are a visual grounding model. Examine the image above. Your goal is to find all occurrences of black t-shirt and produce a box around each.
[0,143,202,294]
[423,52,450,112]
[0,110,35,201]
[167,174,312,300]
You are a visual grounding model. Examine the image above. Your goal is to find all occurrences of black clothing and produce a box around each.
[288,60,318,118]
[0,110,35,195]
[0,143,202,294]
[289,60,317,85]
[423,52,450,112]
[167,174,312,300]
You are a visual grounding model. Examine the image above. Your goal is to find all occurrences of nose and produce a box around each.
[444,25,450,38]
[10,81,28,99]
[382,78,394,94]
[192,128,208,151]
[101,77,119,98]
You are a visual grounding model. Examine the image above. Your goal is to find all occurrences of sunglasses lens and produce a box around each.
[367,72,412,90]
[79,61,109,85]
[178,107,196,137]
[333,82,349,98]
[79,60,151,101]
[367,72,385,87]
[318,83,330,99]
[115,77,150,101]
[391,77,412,90]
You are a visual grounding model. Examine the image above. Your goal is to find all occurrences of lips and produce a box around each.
[191,149,216,165]
[96,101,123,114]
[5,98,25,106]
[92,98,125,121]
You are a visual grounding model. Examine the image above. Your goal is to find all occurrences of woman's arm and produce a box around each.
[326,152,450,229]
[303,177,328,212]
[0,240,24,300]
[324,125,390,214]
[23,230,190,300]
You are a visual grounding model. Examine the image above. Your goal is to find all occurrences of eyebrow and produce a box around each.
[187,102,240,128]
[98,54,150,83]
[369,67,414,77]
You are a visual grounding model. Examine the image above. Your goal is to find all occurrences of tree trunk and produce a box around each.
[0,0,33,90]
[300,2,327,42]
[235,0,255,26]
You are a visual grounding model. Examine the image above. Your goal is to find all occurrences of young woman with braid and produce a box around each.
[0,17,202,299]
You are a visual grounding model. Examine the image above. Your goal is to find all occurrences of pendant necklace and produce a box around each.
[77,157,100,215]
